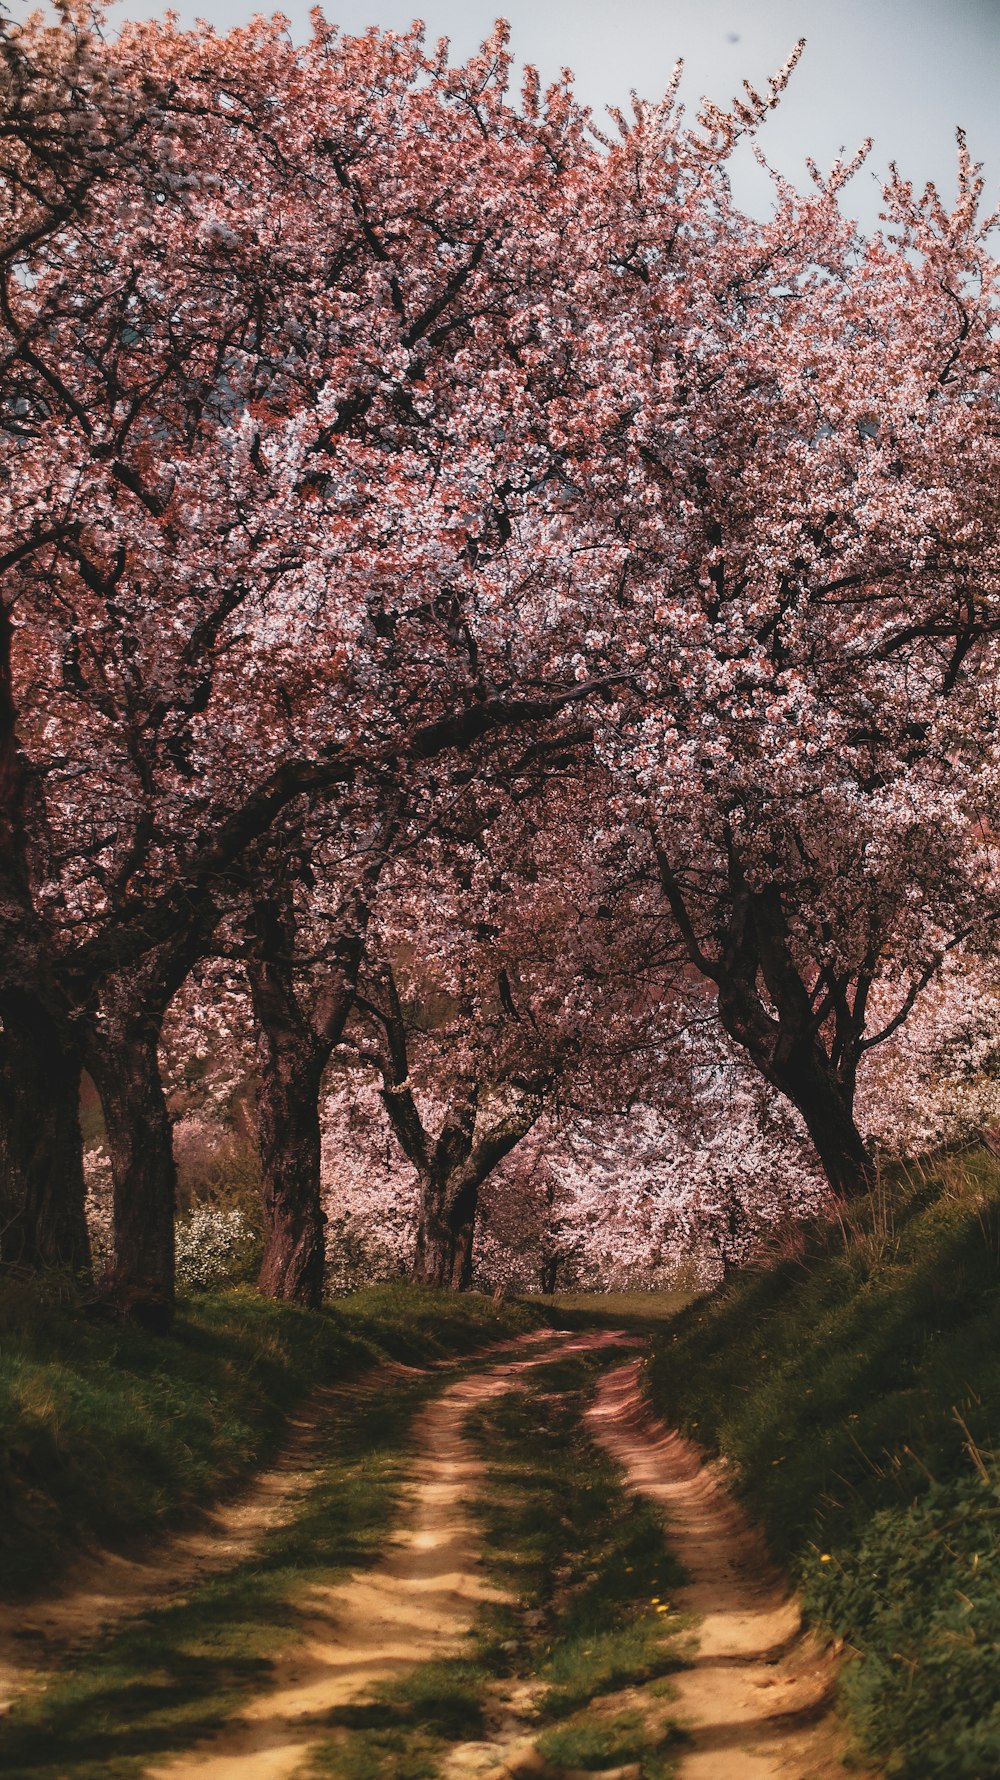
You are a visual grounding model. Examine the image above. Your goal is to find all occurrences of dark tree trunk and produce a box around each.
[718,996,874,1202]
[87,1006,177,1328]
[252,1009,326,1309]
[655,838,878,1209]
[247,864,375,1310]
[774,1049,874,1202]
[539,1254,559,1295]
[0,990,89,1272]
[412,1174,479,1291]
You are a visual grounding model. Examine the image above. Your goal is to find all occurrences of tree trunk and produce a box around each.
[412,1174,480,1291]
[717,987,874,1204]
[253,1034,326,1308]
[86,1005,177,1329]
[248,957,329,1309]
[775,1049,874,1202]
[0,990,90,1273]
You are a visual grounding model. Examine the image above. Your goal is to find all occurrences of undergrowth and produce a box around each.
[646,1147,1000,1779]
[0,1277,544,1598]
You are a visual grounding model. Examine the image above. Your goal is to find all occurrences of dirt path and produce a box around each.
[144,1330,631,1780]
[0,1367,419,1716]
[0,1332,548,1716]
[586,1361,873,1780]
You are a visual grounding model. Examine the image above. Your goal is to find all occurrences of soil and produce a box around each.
[586,1360,877,1780]
[145,1329,629,1780]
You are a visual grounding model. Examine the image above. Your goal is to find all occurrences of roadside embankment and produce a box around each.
[645,1148,1000,1778]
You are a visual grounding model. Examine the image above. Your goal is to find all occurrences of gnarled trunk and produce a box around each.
[412,1174,479,1291]
[87,1007,176,1328]
[0,990,89,1272]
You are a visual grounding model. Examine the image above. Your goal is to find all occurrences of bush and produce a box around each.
[174,1206,261,1291]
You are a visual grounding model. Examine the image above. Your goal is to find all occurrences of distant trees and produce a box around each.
[3,9,999,1315]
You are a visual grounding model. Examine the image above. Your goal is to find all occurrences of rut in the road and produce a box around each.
[587,1361,874,1780]
[146,1330,629,1780]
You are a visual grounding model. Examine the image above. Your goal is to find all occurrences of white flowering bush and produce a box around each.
[321,1071,418,1292]
[83,1143,115,1275]
[174,1205,260,1292]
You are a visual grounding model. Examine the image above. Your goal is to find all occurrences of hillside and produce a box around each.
[646,1147,1000,1779]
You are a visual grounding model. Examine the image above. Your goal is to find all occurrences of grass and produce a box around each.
[0,1276,545,1598]
[532,1290,694,1333]
[645,1147,1000,1779]
[0,1366,439,1779]
[308,1346,690,1780]
[0,1283,549,1780]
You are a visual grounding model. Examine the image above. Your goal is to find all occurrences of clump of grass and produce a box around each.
[310,1661,490,1780]
[645,1148,1000,1778]
[0,1277,546,1598]
[537,1705,677,1774]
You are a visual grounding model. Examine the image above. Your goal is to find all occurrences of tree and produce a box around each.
[550,70,1000,1197]
[348,765,674,1287]
[0,12,610,1309]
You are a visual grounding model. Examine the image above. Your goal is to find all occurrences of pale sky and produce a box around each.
[21,0,1000,227]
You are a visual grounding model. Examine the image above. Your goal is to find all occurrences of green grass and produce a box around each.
[0,1367,441,1778]
[307,1347,689,1780]
[532,1290,694,1332]
[0,1276,545,1598]
[0,1284,550,1779]
[645,1148,1000,1779]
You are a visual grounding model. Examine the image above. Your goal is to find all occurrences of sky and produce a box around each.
[17,0,1000,227]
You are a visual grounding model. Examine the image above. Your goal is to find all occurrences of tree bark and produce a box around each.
[86,1001,177,1329]
[412,1173,479,1290]
[250,994,327,1308]
[718,982,874,1203]
[654,835,876,1206]
[247,916,363,1309]
[0,990,90,1272]
[770,1044,874,1202]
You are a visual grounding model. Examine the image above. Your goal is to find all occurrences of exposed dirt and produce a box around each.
[0,1368,410,1717]
[586,1360,877,1780]
[145,1329,632,1780]
[3,1332,876,1780]
[0,1332,549,1716]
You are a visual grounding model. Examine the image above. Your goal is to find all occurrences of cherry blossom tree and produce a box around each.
[0,11,610,1313]
[548,72,1000,1198]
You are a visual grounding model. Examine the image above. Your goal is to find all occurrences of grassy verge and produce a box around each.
[0,1276,545,1599]
[0,1363,442,1779]
[528,1291,694,1335]
[308,1347,690,1780]
[645,1148,1000,1779]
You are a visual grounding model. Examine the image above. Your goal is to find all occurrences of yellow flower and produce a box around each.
[656,1604,669,1613]
[820,1554,832,1563]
